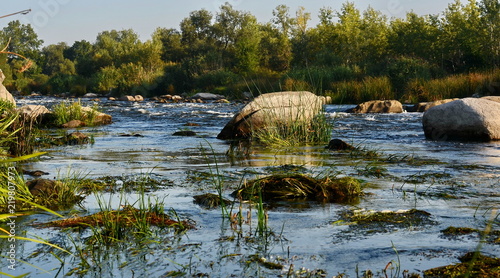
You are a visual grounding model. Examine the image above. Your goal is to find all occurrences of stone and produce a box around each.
[347,100,403,113]
[217,91,324,140]
[27,179,62,198]
[134,95,144,101]
[62,120,86,128]
[326,139,355,151]
[191,92,225,100]
[66,131,89,145]
[173,130,197,136]
[171,95,183,102]
[23,170,49,177]
[409,99,459,112]
[482,96,500,104]
[83,93,98,98]
[80,106,112,125]
[119,95,136,101]
[422,98,500,141]
[0,69,15,106]
[17,105,51,120]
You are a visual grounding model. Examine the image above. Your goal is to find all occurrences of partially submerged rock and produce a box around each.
[17,105,51,121]
[119,95,136,101]
[217,91,325,140]
[346,100,403,113]
[193,193,232,209]
[26,178,85,209]
[65,131,90,145]
[27,179,62,198]
[408,99,458,112]
[233,174,362,203]
[80,106,112,125]
[62,119,86,128]
[173,130,196,136]
[191,92,225,100]
[423,98,500,141]
[326,139,355,151]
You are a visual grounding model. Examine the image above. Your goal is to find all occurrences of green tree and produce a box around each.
[152,27,184,62]
[259,23,292,72]
[388,13,440,63]
[65,40,95,76]
[359,7,389,66]
[1,20,43,65]
[479,0,500,67]
[41,43,75,76]
[309,7,341,66]
[440,0,484,72]
[272,5,295,37]
[335,2,363,65]
[291,7,312,67]
[234,14,261,74]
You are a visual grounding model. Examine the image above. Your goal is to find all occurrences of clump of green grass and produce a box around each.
[0,166,95,213]
[52,100,98,127]
[0,99,42,156]
[253,113,332,147]
[44,189,194,245]
[234,173,362,203]
[194,193,233,209]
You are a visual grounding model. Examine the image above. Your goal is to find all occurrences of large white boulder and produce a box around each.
[0,70,15,106]
[217,91,324,140]
[422,98,500,141]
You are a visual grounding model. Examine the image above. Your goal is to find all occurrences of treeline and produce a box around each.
[1,0,500,103]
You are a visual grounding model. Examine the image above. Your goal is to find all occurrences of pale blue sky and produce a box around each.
[3,0,454,46]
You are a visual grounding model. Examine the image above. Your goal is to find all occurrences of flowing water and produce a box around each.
[3,96,500,277]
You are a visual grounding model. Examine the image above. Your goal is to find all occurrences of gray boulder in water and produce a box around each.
[422,98,500,141]
[217,91,324,140]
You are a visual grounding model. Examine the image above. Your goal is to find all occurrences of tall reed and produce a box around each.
[327,76,394,103]
[404,69,500,102]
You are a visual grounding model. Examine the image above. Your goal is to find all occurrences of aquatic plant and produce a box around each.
[51,100,98,127]
[0,100,42,156]
[0,153,72,277]
[193,193,233,209]
[423,252,500,278]
[234,173,363,203]
[200,142,233,218]
[252,112,332,147]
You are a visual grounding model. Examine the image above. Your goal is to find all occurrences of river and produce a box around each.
[4,96,500,277]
